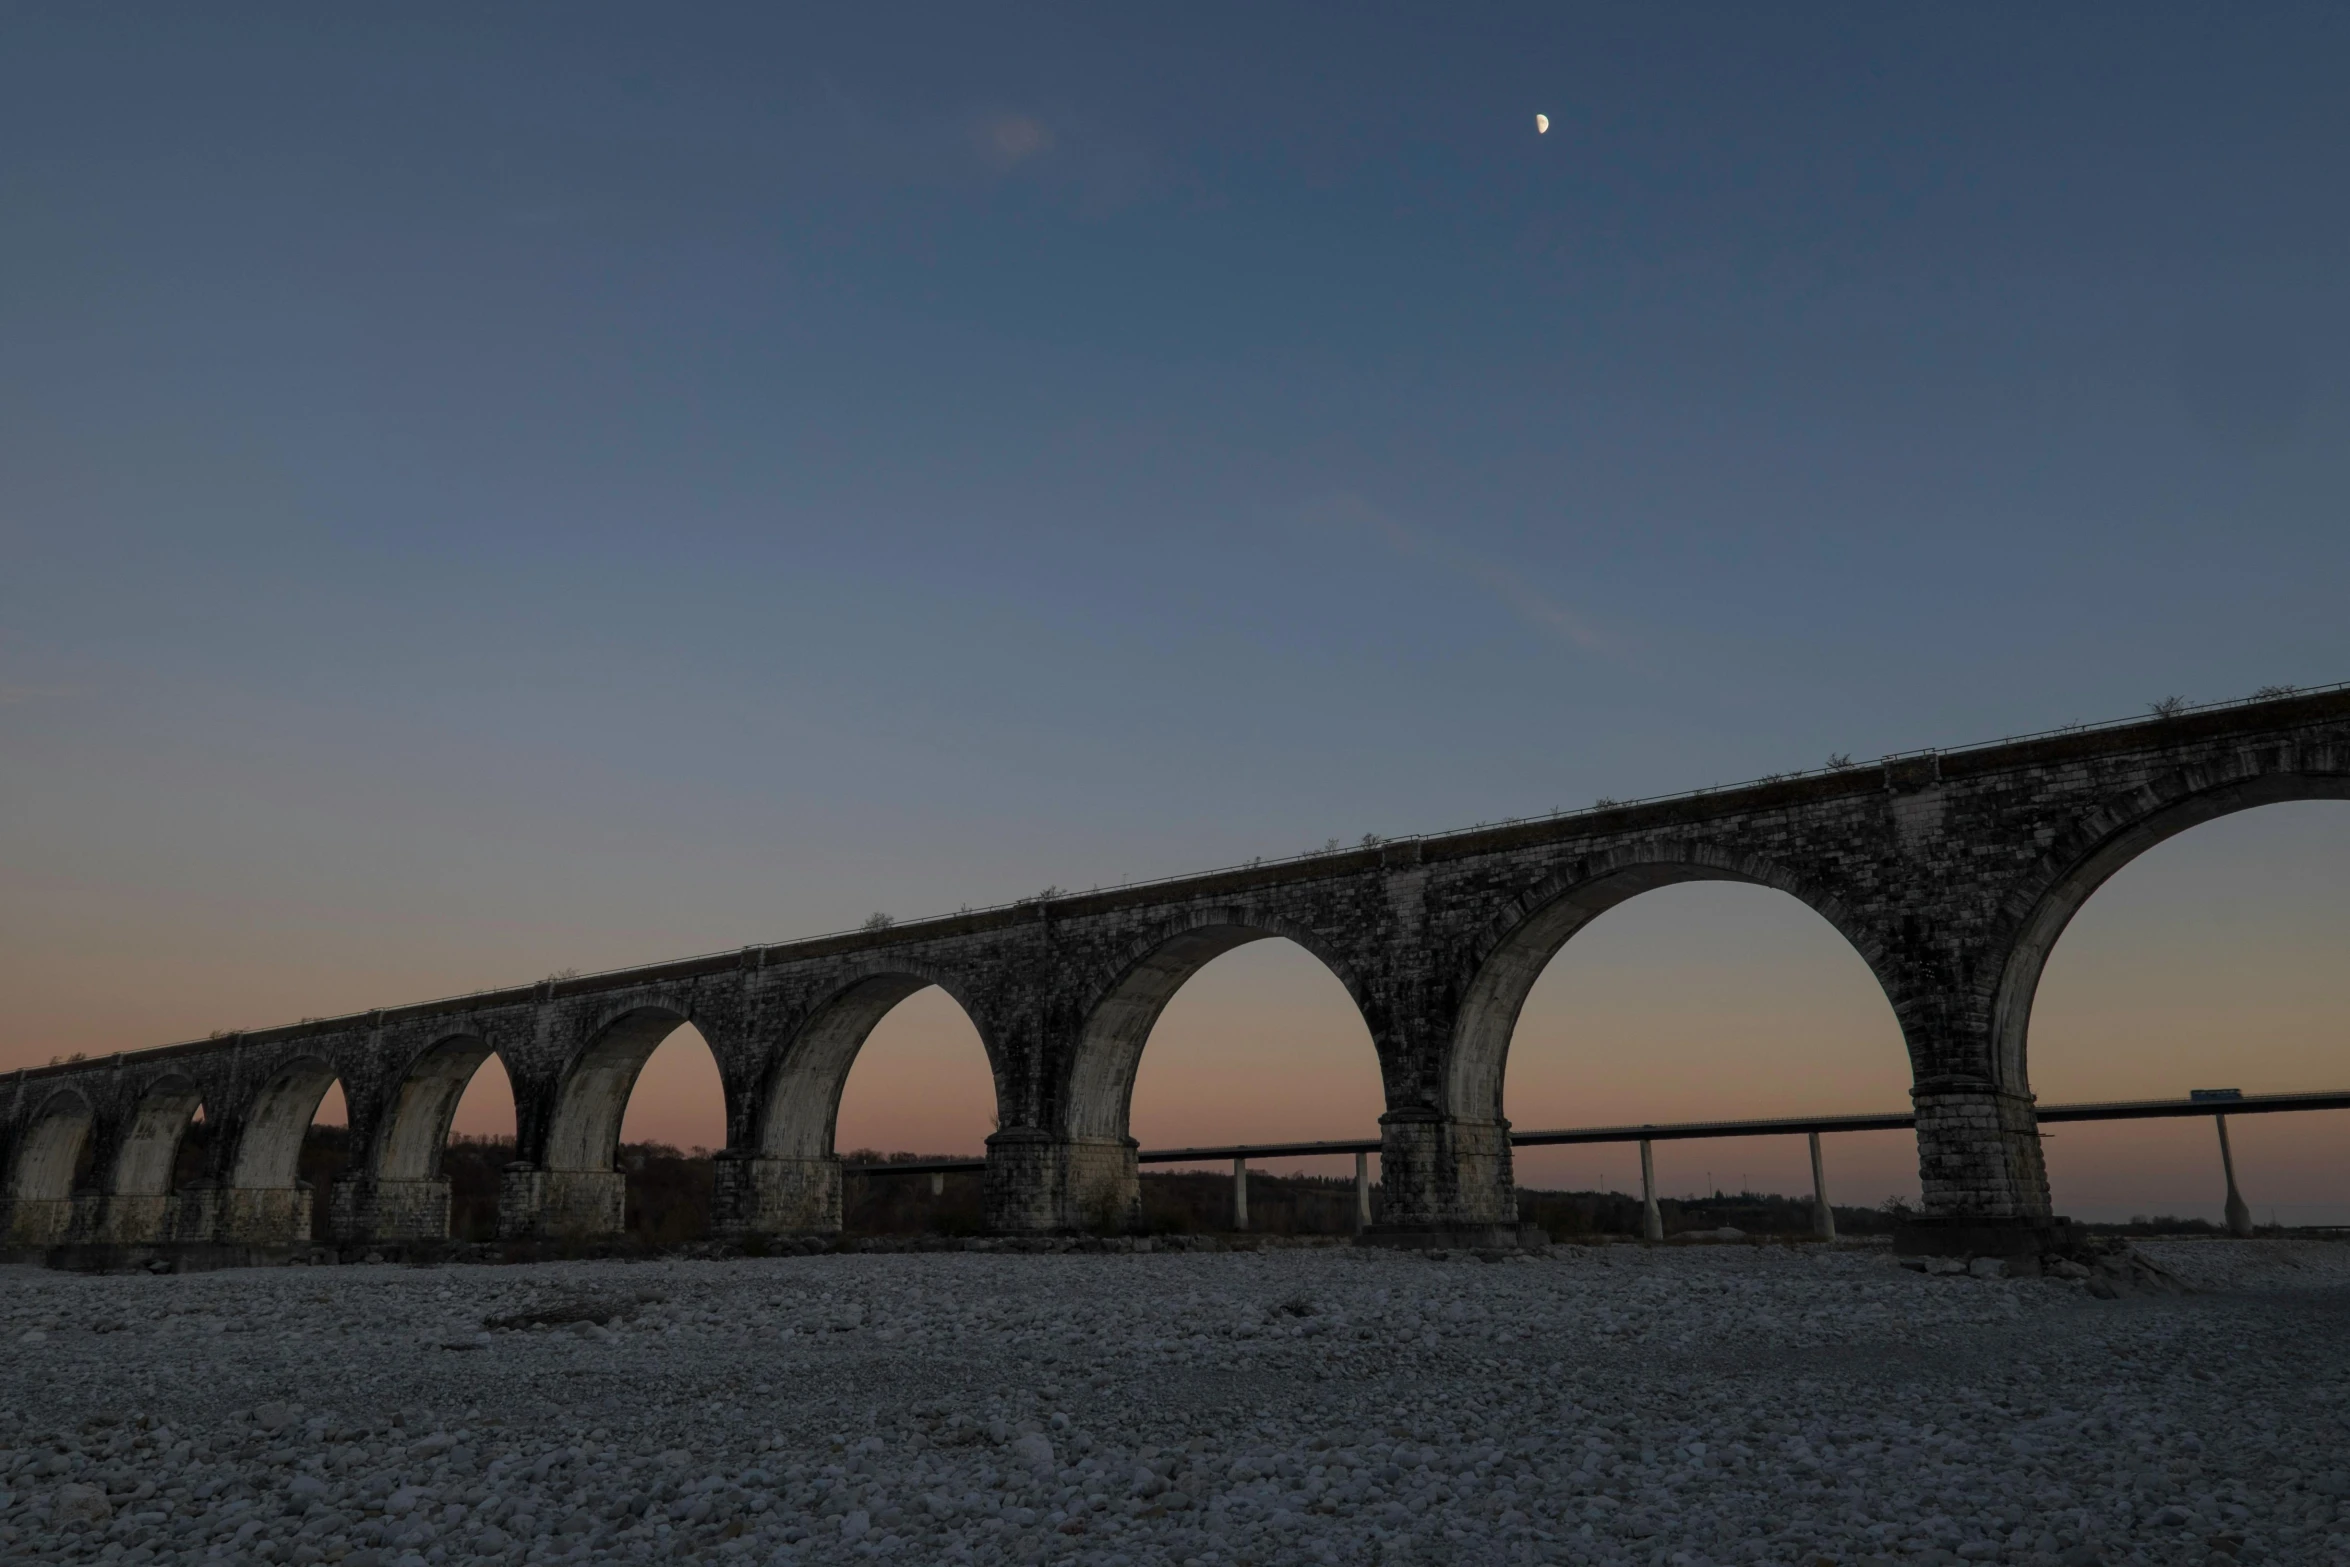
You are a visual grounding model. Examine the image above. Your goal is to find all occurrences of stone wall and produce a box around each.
[6,687,2347,1260]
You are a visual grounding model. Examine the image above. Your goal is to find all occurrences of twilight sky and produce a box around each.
[4,5,2346,1222]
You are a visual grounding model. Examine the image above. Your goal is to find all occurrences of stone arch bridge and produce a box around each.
[8,687,2345,1260]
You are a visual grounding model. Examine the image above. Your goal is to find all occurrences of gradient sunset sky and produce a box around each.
[5,6,2347,1223]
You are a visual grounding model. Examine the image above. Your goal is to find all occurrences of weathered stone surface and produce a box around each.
[5,687,2347,1256]
[329,1176,451,1243]
[497,1168,625,1240]
[710,1153,841,1237]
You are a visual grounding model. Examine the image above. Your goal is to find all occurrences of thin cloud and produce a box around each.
[966,106,1147,210]
[754,89,1144,210]
[974,112,1055,172]
[1304,494,1615,655]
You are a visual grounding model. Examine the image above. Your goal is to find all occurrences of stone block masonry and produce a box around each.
[7,686,2349,1263]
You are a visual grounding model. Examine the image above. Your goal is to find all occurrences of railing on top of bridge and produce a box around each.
[845,1087,2350,1241]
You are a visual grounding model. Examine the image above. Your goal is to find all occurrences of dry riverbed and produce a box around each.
[2,1238,2347,1567]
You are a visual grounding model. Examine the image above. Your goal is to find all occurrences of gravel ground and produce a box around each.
[2,1238,2347,1567]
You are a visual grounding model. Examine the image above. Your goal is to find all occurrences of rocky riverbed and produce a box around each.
[2,1238,2346,1567]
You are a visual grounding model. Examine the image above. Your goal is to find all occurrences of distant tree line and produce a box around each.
[148,1129,2261,1246]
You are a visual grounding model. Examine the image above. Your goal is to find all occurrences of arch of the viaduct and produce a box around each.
[1063,909,1372,1145]
[4,1087,95,1245]
[2,1038,380,1251]
[213,1057,341,1247]
[756,967,1002,1161]
[1443,848,1894,1130]
[1988,763,2350,1100]
[228,1057,339,1191]
[376,1035,498,1184]
[311,1032,514,1246]
[67,1074,209,1249]
[546,1006,701,1174]
[1022,908,1380,1234]
[8,685,2348,1262]
[112,1075,204,1201]
[492,1003,719,1241]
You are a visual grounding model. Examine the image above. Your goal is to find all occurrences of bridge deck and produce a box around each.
[844,1088,2350,1175]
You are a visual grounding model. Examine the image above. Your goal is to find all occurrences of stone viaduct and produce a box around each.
[5,687,2346,1261]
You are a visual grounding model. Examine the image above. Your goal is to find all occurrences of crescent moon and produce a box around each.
[1535,114,1549,134]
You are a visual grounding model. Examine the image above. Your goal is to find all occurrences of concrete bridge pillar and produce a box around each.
[1912,1079,2051,1217]
[63,1189,107,1244]
[711,1152,842,1237]
[216,1183,316,1245]
[0,1198,77,1249]
[496,1164,625,1240]
[322,1077,459,1245]
[328,1177,454,1243]
[1364,1108,1521,1246]
[1639,1138,1663,1242]
[166,1180,222,1242]
[3,1085,98,1251]
[493,1055,630,1240]
[983,1128,1139,1234]
[1884,933,2064,1262]
[1899,1076,2059,1262]
[75,1192,175,1245]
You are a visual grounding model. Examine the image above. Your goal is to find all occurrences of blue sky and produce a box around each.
[4,6,2346,1211]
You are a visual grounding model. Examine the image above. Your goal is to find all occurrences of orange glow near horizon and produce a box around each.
[1502,881,1919,1206]
[1126,941,1386,1177]
[834,988,997,1157]
[449,1051,516,1143]
[2022,800,2350,1222]
[614,1027,726,1151]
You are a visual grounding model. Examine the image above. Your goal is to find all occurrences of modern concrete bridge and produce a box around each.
[7,685,2347,1261]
